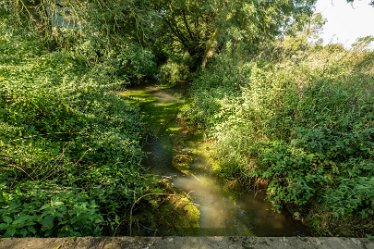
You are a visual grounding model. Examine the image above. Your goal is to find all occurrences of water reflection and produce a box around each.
[173,174,306,236]
[173,175,253,236]
[145,135,307,236]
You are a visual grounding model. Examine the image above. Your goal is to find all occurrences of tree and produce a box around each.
[150,0,317,72]
[6,0,318,75]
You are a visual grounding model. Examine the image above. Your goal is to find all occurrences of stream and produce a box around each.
[121,85,308,237]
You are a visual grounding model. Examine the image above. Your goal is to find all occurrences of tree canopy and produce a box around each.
[8,0,317,73]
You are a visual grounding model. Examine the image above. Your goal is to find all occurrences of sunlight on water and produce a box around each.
[172,173,306,236]
[125,85,308,236]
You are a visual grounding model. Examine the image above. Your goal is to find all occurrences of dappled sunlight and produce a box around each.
[153,91,179,103]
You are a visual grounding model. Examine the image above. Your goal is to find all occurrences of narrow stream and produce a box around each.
[122,85,308,237]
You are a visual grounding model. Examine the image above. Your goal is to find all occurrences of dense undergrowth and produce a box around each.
[0,18,158,237]
[1,0,373,238]
[188,40,374,236]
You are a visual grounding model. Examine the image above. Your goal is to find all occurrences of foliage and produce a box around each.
[151,0,316,71]
[2,0,372,238]
[189,39,374,236]
[2,0,158,84]
[5,0,318,78]
[0,17,155,237]
[0,184,103,237]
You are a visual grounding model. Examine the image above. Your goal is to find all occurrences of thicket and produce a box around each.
[0,14,156,237]
[1,0,372,238]
[189,39,374,236]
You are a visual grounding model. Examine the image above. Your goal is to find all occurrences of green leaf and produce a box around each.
[4,227,16,237]
[41,215,54,231]
[0,223,8,230]
[27,226,37,234]
[3,216,12,224]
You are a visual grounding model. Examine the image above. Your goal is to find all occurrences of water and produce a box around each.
[122,85,308,237]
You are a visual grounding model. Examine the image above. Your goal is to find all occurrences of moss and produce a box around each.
[130,190,200,236]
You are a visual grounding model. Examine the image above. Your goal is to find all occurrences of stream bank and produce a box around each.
[120,84,307,236]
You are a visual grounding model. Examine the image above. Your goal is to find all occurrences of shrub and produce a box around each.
[0,18,152,237]
[190,42,374,236]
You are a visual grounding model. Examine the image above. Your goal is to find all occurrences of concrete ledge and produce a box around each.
[0,237,373,249]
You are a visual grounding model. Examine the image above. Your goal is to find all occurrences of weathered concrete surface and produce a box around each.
[0,237,373,249]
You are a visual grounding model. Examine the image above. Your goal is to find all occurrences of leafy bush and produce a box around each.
[0,19,153,237]
[0,183,103,237]
[189,50,251,126]
[190,41,374,236]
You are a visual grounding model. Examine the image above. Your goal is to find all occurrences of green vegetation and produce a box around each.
[0,14,155,237]
[120,86,201,236]
[1,0,373,238]
[189,40,374,236]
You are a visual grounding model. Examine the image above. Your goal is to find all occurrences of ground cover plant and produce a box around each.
[0,14,156,237]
